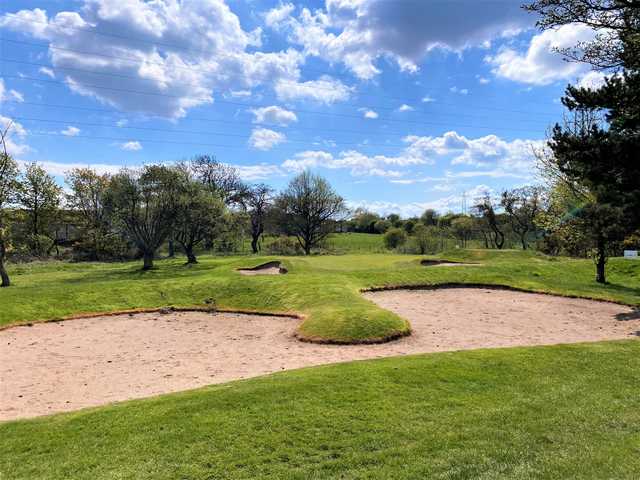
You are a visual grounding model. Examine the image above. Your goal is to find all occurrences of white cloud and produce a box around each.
[0,2,306,118]
[397,104,414,112]
[450,86,469,95]
[249,128,286,150]
[38,67,55,79]
[347,184,495,216]
[0,114,29,156]
[264,3,295,29]
[281,130,541,179]
[116,119,128,127]
[267,0,531,79]
[0,79,23,103]
[360,108,378,119]
[421,95,435,103]
[251,105,298,126]
[274,75,352,104]
[119,141,142,151]
[477,76,490,84]
[234,163,284,180]
[61,126,80,137]
[486,24,596,85]
[578,70,608,89]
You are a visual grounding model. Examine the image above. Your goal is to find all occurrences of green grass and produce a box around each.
[2,248,639,343]
[2,341,640,479]
[2,249,640,478]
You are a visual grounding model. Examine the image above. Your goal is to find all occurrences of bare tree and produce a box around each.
[474,196,505,249]
[246,184,273,254]
[501,186,545,250]
[105,165,181,270]
[0,124,19,287]
[275,172,346,255]
[190,155,247,206]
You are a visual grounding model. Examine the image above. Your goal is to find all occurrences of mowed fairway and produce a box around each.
[1,249,640,478]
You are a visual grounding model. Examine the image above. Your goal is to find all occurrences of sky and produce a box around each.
[0,0,606,217]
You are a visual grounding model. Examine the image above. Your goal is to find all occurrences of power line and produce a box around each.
[3,75,551,134]
[8,100,551,140]
[13,116,434,149]
[0,57,557,122]
[1,37,561,117]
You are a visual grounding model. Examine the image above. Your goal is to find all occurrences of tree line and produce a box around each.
[0,143,348,286]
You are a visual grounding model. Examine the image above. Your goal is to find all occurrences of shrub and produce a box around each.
[266,236,304,255]
[384,228,407,250]
[373,219,391,234]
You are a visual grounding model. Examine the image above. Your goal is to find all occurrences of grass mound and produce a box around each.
[1,250,639,343]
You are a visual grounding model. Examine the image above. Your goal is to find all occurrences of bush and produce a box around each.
[412,224,439,254]
[384,228,407,250]
[265,236,304,255]
[373,219,391,234]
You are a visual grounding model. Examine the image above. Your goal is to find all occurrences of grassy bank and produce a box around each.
[2,249,639,342]
[2,341,639,479]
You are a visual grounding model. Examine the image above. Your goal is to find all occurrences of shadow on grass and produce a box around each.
[59,260,224,285]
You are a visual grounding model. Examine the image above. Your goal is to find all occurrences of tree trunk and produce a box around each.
[520,233,528,250]
[251,236,259,254]
[185,246,198,264]
[595,238,607,284]
[168,239,175,258]
[0,241,10,288]
[142,251,154,270]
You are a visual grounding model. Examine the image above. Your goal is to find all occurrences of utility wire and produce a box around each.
[3,75,551,133]
[1,37,561,117]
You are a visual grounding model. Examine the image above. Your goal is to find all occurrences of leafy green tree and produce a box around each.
[420,209,439,226]
[65,168,113,260]
[412,224,438,254]
[501,186,545,250]
[451,216,475,248]
[373,219,391,234]
[246,184,273,254]
[384,227,407,250]
[474,196,505,249]
[173,174,226,264]
[16,162,62,255]
[106,165,181,270]
[526,0,640,282]
[275,172,346,255]
[0,126,19,287]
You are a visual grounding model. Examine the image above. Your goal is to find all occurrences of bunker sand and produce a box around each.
[1,288,638,421]
[237,261,287,275]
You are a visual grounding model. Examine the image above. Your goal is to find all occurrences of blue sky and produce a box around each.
[0,0,604,216]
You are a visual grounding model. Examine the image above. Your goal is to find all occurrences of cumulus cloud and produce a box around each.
[360,108,378,119]
[0,115,29,157]
[282,131,540,179]
[348,184,495,217]
[234,163,284,180]
[119,141,142,151]
[397,104,413,112]
[61,126,80,137]
[251,105,298,126]
[486,24,596,85]
[0,1,307,118]
[249,128,286,150]
[274,75,352,104]
[422,95,435,103]
[264,2,296,29]
[266,0,531,79]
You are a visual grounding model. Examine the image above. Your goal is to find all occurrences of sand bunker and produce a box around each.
[421,259,479,267]
[238,261,287,275]
[2,288,638,420]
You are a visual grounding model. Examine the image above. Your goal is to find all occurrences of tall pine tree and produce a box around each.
[527,0,640,282]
